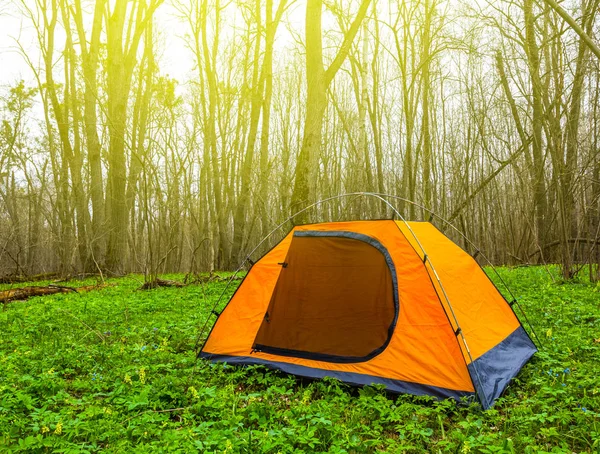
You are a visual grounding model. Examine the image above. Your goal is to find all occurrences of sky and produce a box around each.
[0,0,309,91]
[0,2,35,86]
[0,1,194,88]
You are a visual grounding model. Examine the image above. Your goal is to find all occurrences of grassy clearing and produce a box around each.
[1,267,599,453]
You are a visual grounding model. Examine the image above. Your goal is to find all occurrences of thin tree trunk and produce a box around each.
[524,0,548,255]
[72,0,105,265]
[291,0,371,221]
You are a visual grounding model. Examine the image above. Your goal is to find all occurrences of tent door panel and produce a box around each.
[252,231,399,363]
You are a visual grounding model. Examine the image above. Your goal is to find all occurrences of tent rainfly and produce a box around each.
[200,220,537,408]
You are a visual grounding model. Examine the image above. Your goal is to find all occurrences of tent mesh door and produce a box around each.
[253,231,398,363]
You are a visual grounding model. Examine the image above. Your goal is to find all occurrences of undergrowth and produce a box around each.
[0,267,599,452]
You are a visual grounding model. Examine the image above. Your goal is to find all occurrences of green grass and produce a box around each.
[1,267,599,453]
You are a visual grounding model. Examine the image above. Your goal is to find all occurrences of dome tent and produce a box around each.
[199,200,537,409]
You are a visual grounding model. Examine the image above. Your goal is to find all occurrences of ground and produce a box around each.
[0,266,599,453]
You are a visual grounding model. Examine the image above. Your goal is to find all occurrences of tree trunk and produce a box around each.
[232,0,263,261]
[524,0,548,256]
[291,0,371,222]
[421,0,433,211]
[73,0,106,266]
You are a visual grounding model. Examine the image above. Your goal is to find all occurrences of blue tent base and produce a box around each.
[468,326,537,409]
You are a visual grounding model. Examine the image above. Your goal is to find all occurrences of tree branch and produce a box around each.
[542,0,600,60]
[324,0,371,86]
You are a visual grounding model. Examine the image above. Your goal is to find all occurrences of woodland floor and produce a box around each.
[0,266,599,453]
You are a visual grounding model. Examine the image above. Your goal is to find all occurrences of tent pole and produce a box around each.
[362,192,489,408]
[194,191,539,402]
[369,193,542,349]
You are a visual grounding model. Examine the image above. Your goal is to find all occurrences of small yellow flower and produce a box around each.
[54,421,63,435]
[546,328,553,338]
[188,386,199,399]
[47,368,55,375]
[103,407,112,415]
[124,373,132,385]
[41,426,49,434]
[139,367,146,384]
[461,442,471,454]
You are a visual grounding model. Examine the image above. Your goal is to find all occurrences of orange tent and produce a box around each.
[200,220,536,408]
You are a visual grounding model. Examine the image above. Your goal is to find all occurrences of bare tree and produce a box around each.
[291,0,371,220]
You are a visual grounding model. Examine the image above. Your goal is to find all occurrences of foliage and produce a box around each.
[1,267,599,453]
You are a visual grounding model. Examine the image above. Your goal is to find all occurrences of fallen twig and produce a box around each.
[140,273,244,290]
[140,278,186,290]
[1,283,110,309]
[0,285,76,304]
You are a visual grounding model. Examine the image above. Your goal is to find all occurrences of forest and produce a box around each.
[2,1,600,451]
[0,0,598,279]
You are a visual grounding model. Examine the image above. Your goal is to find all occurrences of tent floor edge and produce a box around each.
[199,352,476,404]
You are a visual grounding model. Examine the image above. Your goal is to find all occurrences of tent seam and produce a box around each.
[391,220,484,406]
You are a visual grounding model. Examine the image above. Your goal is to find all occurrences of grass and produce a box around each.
[1,266,599,453]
